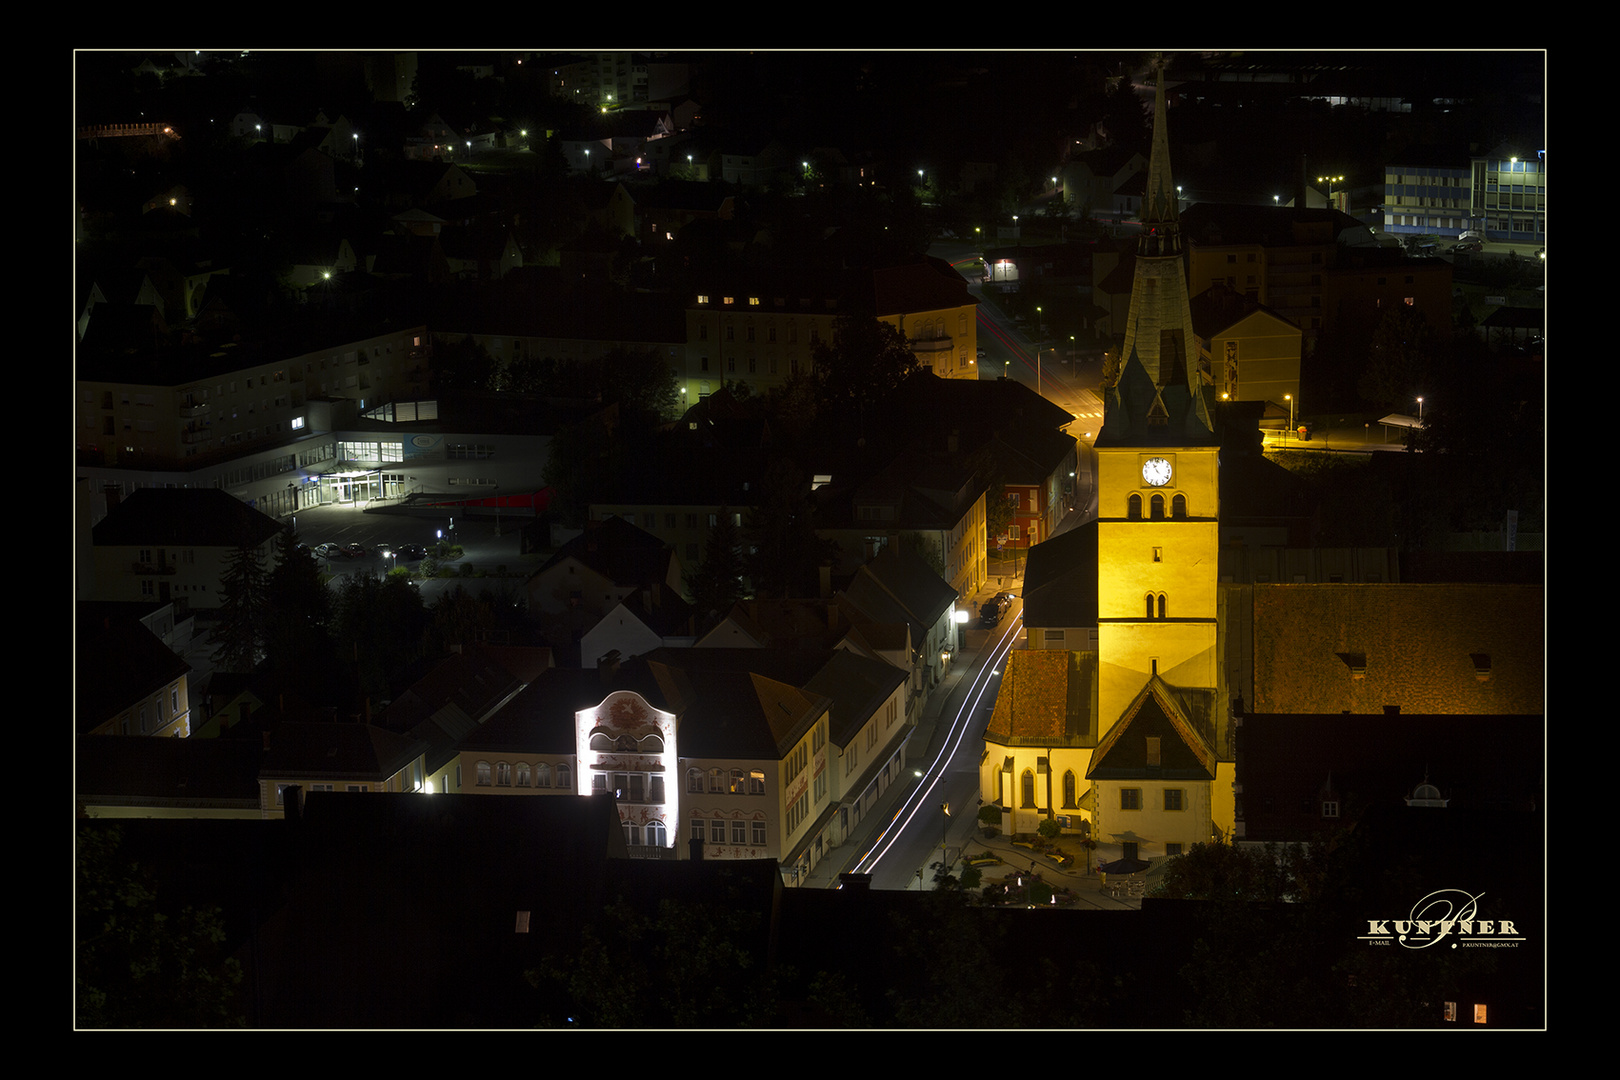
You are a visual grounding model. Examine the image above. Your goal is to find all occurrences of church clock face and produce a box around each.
[1142,457,1173,487]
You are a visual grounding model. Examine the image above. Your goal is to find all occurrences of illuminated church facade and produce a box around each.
[982,56,1233,860]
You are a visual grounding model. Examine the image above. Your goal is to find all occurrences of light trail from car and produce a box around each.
[849,608,1024,877]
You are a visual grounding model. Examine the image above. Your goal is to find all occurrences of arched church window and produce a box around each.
[1020,769,1036,808]
[1063,770,1077,808]
[1151,494,1165,520]
[1172,493,1187,518]
[1128,494,1142,520]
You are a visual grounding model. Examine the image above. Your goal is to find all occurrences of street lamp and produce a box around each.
[1285,393,1294,445]
[1416,396,1424,424]
[942,802,951,883]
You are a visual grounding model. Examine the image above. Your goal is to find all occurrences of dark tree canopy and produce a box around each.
[812,315,920,424]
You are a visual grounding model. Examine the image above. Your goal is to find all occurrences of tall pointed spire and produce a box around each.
[1103,52,1213,440]
[1140,54,1181,248]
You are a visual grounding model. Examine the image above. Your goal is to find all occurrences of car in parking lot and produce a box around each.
[386,543,428,561]
[342,542,367,557]
[313,543,346,559]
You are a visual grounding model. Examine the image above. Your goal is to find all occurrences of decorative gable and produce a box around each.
[1088,676,1215,782]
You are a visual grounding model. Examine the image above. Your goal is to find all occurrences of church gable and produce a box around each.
[1089,678,1215,781]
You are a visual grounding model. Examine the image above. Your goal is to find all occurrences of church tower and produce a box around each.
[1091,57,1226,844]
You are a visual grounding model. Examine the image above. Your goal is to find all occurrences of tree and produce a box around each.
[812,315,919,425]
[331,573,430,707]
[595,347,680,424]
[685,507,746,629]
[1359,305,1439,410]
[743,460,838,599]
[209,532,269,674]
[1152,839,1290,902]
[264,528,333,660]
[77,825,245,1028]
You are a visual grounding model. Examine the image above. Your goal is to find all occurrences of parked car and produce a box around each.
[342,542,366,557]
[314,543,345,559]
[388,543,428,561]
[980,595,1008,627]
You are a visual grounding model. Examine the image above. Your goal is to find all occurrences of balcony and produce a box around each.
[179,401,210,419]
[131,561,178,576]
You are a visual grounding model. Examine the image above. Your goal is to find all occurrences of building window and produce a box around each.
[731,820,747,844]
[648,821,667,847]
[709,768,724,793]
[730,769,747,794]
[709,820,726,844]
[535,762,551,788]
[556,763,571,790]
[516,763,530,787]
[1020,769,1036,808]
[749,771,766,795]
[1128,493,1142,520]
[1062,770,1077,808]
[751,820,766,846]
[1167,843,1183,857]
[1172,493,1187,519]
[1150,494,1165,520]
[476,761,492,786]
[1323,800,1340,818]
[1164,788,1184,811]
[692,818,705,841]
[496,762,511,786]
[1121,788,1142,811]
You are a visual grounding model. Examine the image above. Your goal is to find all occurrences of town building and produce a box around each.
[87,487,284,609]
[683,259,979,401]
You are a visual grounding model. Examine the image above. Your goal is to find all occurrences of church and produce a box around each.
[979,57,1541,864]
[982,56,1232,861]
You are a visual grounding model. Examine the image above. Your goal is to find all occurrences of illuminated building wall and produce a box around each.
[576,690,679,850]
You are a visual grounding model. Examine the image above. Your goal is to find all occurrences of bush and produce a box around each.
[1037,818,1062,840]
[978,805,1003,827]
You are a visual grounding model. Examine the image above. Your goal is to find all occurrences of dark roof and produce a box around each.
[259,721,427,782]
[1237,712,1542,844]
[1020,521,1098,631]
[76,619,190,733]
[842,544,960,631]
[803,649,908,746]
[1181,203,1366,248]
[77,734,261,809]
[91,488,284,548]
[534,515,676,586]
[1250,583,1544,716]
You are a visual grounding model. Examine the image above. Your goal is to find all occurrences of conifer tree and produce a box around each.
[209,531,270,674]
